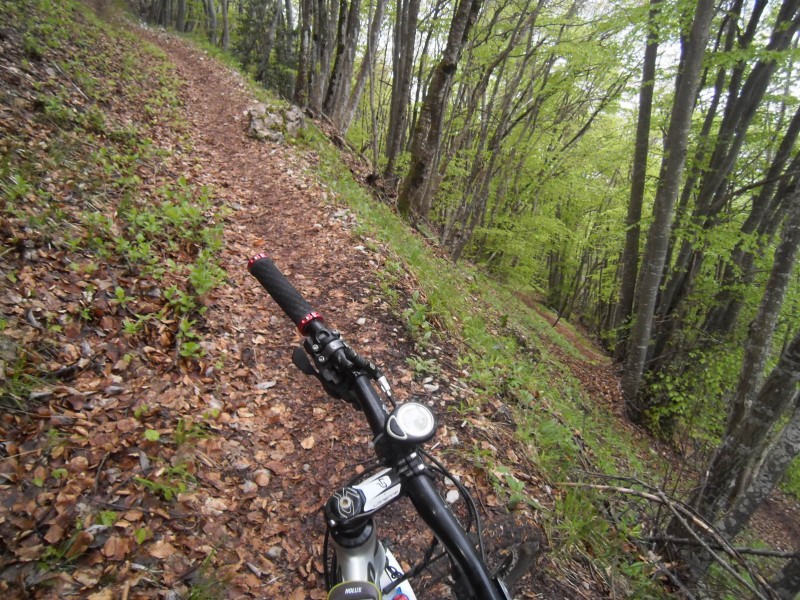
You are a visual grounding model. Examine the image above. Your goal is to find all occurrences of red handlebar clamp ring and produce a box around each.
[247,253,270,271]
[298,312,323,335]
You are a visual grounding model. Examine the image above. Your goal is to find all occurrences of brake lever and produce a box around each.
[292,346,318,376]
[292,344,361,406]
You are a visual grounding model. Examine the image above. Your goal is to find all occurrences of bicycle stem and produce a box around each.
[307,322,510,599]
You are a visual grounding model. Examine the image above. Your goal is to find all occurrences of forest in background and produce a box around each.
[137,0,800,594]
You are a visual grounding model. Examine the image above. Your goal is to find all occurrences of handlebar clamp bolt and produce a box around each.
[312,344,320,352]
[318,356,326,363]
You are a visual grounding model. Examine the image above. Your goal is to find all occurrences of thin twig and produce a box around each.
[656,488,769,600]
[642,536,800,559]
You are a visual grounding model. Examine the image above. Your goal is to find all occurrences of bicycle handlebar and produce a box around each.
[247,254,509,600]
[247,254,319,332]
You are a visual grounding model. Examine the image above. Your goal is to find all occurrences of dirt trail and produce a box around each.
[132,30,562,600]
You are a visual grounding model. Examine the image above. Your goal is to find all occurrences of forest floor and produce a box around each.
[1,4,799,599]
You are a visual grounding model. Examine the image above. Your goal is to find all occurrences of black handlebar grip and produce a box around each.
[248,254,315,328]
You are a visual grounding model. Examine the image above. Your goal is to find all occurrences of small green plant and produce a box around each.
[40,521,89,566]
[174,418,209,445]
[165,286,197,316]
[122,316,144,336]
[1,353,45,408]
[185,550,227,600]
[503,473,527,510]
[144,429,161,442]
[97,510,118,527]
[134,527,152,545]
[405,355,440,378]
[134,474,185,501]
[2,171,33,202]
[135,461,196,502]
[189,249,225,296]
[403,290,435,347]
[177,316,204,359]
[111,286,135,309]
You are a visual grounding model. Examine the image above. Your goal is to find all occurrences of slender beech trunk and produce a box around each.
[309,0,335,113]
[397,0,483,218]
[176,0,187,31]
[704,104,800,335]
[336,0,387,133]
[681,400,800,581]
[384,0,420,179]
[668,184,800,579]
[323,0,361,124]
[621,0,716,421]
[294,0,314,106]
[205,0,217,44]
[718,400,800,541]
[649,0,800,370]
[615,0,661,358]
[669,325,800,582]
[256,3,281,83]
[220,0,229,48]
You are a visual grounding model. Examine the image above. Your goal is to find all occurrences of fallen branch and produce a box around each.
[642,536,800,559]
[559,482,780,600]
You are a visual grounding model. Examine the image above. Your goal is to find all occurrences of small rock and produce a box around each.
[254,469,271,487]
[445,490,460,504]
[267,546,282,559]
[356,317,367,326]
[256,381,277,390]
[423,383,439,393]
[240,480,258,494]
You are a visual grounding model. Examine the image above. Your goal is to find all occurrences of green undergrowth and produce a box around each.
[0,0,226,406]
[295,127,669,596]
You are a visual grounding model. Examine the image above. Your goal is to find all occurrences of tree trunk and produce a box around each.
[648,0,800,369]
[770,550,800,600]
[205,0,217,44]
[682,400,800,580]
[728,184,800,435]
[397,0,484,217]
[336,0,387,133]
[669,327,800,582]
[717,400,800,541]
[614,0,661,360]
[294,0,314,106]
[257,3,281,82]
[220,0,230,48]
[621,0,716,421]
[383,0,420,179]
[668,185,800,579]
[323,0,361,124]
[176,0,187,31]
[704,104,800,335]
[309,0,335,113]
